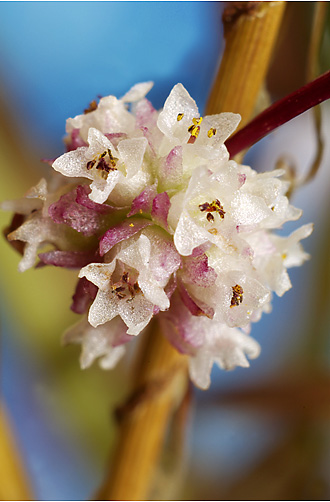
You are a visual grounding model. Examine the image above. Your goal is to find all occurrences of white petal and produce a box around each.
[157,83,199,141]
[89,170,121,204]
[88,290,119,327]
[120,82,153,102]
[117,137,148,178]
[79,262,116,290]
[52,147,91,179]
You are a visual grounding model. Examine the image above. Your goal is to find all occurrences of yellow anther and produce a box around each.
[192,117,203,126]
[188,124,200,138]
[177,113,184,121]
[129,223,134,227]
[207,128,217,138]
[230,284,244,308]
[208,228,218,235]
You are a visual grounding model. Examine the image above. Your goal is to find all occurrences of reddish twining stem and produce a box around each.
[226,70,330,158]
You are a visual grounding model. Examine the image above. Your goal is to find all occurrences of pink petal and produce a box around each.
[178,280,214,319]
[38,250,100,269]
[181,253,217,287]
[159,293,204,354]
[71,277,98,314]
[151,192,170,230]
[104,132,127,148]
[49,185,113,236]
[66,129,88,151]
[162,146,183,180]
[75,185,115,213]
[135,98,158,129]
[127,184,157,217]
[99,218,152,256]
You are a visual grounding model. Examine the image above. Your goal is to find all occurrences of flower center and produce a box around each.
[199,199,226,222]
[230,284,244,308]
[111,272,141,301]
[187,117,203,144]
[86,149,118,179]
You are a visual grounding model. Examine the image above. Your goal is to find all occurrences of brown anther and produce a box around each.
[199,199,226,220]
[208,228,218,235]
[207,128,217,138]
[86,159,96,170]
[107,149,118,169]
[133,282,141,293]
[86,149,118,178]
[177,113,184,121]
[230,284,244,308]
[84,99,98,114]
[206,213,214,223]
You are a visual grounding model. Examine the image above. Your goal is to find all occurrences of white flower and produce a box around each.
[1,178,47,215]
[188,320,261,389]
[79,228,180,335]
[53,128,148,204]
[245,223,313,296]
[63,316,130,370]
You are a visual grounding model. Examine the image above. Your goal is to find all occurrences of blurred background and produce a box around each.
[0,2,329,500]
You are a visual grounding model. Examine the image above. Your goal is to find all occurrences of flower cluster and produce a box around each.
[3,83,312,389]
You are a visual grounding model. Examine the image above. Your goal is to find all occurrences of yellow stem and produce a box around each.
[95,321,188,500]
[0,404,33,500]
[205,1,286,125]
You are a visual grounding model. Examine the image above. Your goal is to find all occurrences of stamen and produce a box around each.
[188,124,200,137]
[230,284,244,308]
[84,100,98,114]
[187,117,203,144]
[111,272,140,301]
[86,159,96,170]
[177,113,184,121]
[86,149,118,179]
[207,128,217,138]
[192,117,203,126]
[199,199,226,220]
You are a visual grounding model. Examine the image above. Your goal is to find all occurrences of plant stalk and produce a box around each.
[225,69,330,158]
[205,1,286,127]
[95,321,188,500]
